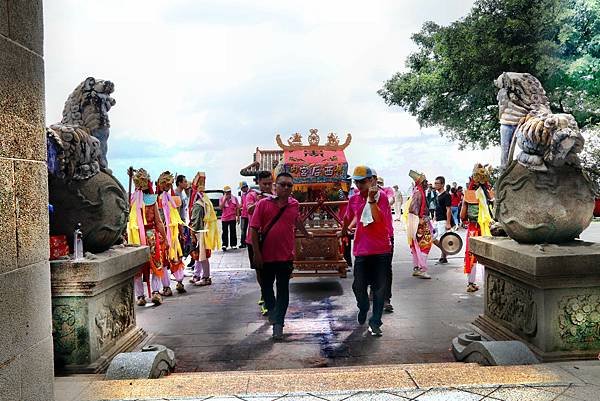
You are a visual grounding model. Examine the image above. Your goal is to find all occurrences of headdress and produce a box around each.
[157,171,174,190]
[192,171,206,192]
[409,170,426,184]
[133,168,152,192]
[472,164,492,185]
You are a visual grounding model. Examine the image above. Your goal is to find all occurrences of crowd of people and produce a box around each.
[125,163,494,341]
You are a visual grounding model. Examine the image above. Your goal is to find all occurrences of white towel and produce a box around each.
[360,191,380,226]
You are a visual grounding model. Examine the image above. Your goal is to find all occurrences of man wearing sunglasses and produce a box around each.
[250,172,313,341]
[340,166,392,337]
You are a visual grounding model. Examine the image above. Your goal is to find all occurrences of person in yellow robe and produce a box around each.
[157,171,187,295]
[127,168,167,306]
[188,172,221,286]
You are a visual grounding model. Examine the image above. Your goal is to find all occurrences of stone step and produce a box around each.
[76,361,569,400]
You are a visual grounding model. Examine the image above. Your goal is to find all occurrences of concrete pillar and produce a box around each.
[0,1,54,400]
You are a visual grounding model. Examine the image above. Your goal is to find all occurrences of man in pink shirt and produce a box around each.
[340,166,392,337]
[219,186,240,251]
[250,172,312,341]
[238,181,250,248]
[246,171,274,316]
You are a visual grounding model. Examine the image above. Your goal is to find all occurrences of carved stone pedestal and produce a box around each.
[51,246,149,373]
[470,236,600,362]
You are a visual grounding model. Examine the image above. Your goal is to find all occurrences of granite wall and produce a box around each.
[0,1,54,400]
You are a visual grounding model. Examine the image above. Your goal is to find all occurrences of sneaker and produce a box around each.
[437,257,448,264]
[368,324,382,337]
[384,302,394,313]
[136,296,147,306]
[151,292,162,306]
[272,324,284,341]
[175,282,186,293]
[357,309,368,325]
[418,271,431,279]
[412,267,422,277]
[467,283,479,292]
[194,278,210,286]
[222,246,227,252]
[238,244,247,249]
[162,287,173,297]
[186,258,195,268]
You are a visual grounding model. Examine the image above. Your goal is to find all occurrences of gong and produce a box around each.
[439,232,463,255]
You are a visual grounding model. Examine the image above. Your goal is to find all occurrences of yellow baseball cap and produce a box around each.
[351,165,374,180]
[223,185,231,192]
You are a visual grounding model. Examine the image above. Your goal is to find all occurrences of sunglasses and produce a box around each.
[277,182,293,188]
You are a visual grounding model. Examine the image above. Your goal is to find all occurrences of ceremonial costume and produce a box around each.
[405,170,433,278]
[127,169,167,306]
[188,172,221,286]
[157,171,187,295]
[462,164,494,292]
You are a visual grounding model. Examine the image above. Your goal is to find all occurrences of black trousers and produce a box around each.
[240,217,249,245]
[385,236,394,302]
[353,254,389,328]
[261,261,294,325]
[221,220,237,247]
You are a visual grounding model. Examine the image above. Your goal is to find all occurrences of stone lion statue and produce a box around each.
[47,77,127,254]
[515,112,584,171]
[46,123,101,180]
[494,72,593,244]
[61,77,116,169]
[494,72,551,169]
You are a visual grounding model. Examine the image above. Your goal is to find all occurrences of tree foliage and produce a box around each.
[581,127,600,194]
[379,0,600,149]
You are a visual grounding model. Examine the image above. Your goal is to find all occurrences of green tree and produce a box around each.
[379,0,600,149]
[581,127,600,194]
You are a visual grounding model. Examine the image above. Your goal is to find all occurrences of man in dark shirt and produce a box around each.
[433,176,452,264]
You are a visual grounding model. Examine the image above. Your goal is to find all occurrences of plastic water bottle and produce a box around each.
[73,223,84,260]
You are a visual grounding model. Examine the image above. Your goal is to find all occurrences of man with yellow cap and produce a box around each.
[219,185,240,251]
[340,165,392,337]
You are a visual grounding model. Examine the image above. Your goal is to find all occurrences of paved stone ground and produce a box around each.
[136,220,481,372]
[55,222,600,401]
[61,360,600,401]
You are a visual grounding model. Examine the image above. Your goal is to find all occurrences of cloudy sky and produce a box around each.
[43,0,500,194]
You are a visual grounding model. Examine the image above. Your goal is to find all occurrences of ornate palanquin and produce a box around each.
[275,129,352,278]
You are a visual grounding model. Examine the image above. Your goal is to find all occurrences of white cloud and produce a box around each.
[44,0,499,191]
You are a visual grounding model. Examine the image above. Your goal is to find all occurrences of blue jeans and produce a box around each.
[352,253,390,328]
[451,206,459,227]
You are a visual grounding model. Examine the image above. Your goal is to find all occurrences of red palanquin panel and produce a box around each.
[279,148,348,184]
